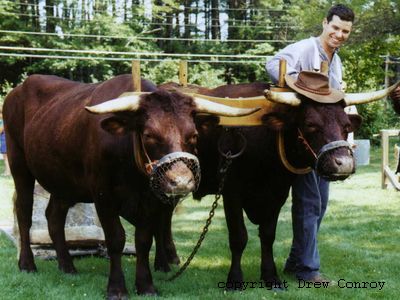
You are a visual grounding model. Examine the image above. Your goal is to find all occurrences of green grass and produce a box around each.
[0,145,399,299]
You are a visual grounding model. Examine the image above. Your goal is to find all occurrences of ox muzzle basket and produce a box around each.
[149,152,201,204]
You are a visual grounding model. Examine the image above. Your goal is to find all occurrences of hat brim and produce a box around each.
[285,74,345,103]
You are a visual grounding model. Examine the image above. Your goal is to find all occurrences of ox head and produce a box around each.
[85,89,259,204]
[264,73,398,181]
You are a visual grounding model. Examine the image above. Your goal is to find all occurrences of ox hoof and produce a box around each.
[107,292,129,300]
[167,255,180,265]
[270,284,287,292]
[59,265,77,274]
[263,278,287,292]
[225,272,244,291]
[18,261,37,273]
[224,281,244,291]
[154,261,171,273]
[136,286,158,296]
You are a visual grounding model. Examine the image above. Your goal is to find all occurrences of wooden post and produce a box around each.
[384,54,390,109]
[132,60,141,92]
[278,59,286,87]
[320,61,329,75]
[382,130,390,189]
[179,60,188,87]
[380,129,400,190]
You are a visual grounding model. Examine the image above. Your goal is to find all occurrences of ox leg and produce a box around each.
[95,204,128,300]
[9,146,36,272]
[223,195,248,290]
[154,206,179,272]
[163,207,180,265]
[259,209,284,290]
[45,196,76,273]
[135,225,157,295]
[154,210,171,272]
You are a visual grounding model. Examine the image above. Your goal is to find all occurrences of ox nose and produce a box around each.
[170,176,195,192]
[333,156,354,173]
[164,161,196,194]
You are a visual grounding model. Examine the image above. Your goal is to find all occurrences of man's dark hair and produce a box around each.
[326,4,354,23]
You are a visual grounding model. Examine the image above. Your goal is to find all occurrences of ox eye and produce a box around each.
[143,133,161,144]
[186,133,198,145]
[305,123,319,133]
[343,124,352,133]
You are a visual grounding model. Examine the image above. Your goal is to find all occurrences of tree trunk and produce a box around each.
[184,0,191,40]
[211,0,220,40]
[227,0,246,40]
[45,0,55,32]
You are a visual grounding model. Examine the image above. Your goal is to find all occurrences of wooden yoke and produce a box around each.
[320,61,329,75]
[270,59,291,92]
[179,60,188,87]
[132,60,141,92]
[278,59,287,87]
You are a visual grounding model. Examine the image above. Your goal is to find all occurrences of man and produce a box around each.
[266,4,355,282]
[0,108,10,176]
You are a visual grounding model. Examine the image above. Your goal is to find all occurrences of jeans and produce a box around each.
[285,170,329,280]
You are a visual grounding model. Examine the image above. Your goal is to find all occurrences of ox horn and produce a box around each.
[344,81,400,106]
[264,89,301,106]
[85,95,141,114]
[193,97,260,117]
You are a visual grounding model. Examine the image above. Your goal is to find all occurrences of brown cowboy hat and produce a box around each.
[285,71,345,103]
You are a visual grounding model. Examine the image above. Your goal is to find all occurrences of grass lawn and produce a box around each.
[0,143,399,299]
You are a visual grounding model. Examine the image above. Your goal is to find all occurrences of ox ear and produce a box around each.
[195,115,220,134]
[100,116,134,136]
[261,112,290,131]
[348,114,362,133]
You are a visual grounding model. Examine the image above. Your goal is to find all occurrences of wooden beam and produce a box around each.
[277,59,287,87]
[381,129,400,189]
[320,61,329,75]
[179,60,188,87]
[132,60,141,92]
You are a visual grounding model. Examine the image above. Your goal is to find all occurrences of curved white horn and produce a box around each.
[264,89,301,106]
[194,97,260,117]
[85,95,141,114]
[344,81,400,106]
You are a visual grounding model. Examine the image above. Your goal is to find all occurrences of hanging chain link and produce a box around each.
[167,153,233,282]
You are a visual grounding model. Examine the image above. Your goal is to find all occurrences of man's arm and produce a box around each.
[266,39,311,84]
[266,43,302,84]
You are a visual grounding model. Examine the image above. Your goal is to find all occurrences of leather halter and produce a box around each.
[277,130,312,174]
[140,134,159,174]
[132,132,158,175]
[277,129,352,175]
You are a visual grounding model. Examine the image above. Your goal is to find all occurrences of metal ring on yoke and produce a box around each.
[217,129,247,159]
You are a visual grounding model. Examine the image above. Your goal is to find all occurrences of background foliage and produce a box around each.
[0,0,400,138]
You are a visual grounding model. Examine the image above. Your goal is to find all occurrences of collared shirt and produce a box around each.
[266,37,356,142]
[265,36,343,90]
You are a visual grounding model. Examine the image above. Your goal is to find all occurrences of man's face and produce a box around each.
[321,15,353,50]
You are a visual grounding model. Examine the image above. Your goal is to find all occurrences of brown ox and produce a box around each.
[3,74,258,298]
[160,81,396,290]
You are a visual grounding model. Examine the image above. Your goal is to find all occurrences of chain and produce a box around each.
[167,153,233,281]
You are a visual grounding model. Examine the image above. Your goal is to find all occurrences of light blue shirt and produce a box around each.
[265,37,343,90]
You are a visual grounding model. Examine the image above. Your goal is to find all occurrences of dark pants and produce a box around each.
[285,171,329,280]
